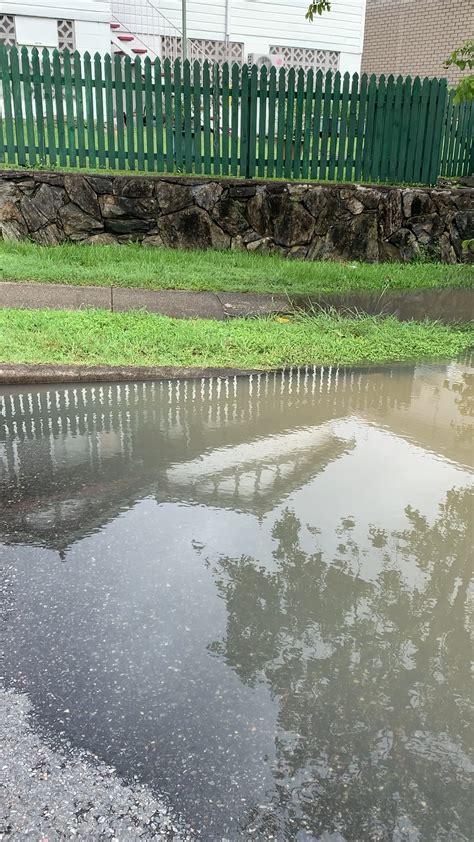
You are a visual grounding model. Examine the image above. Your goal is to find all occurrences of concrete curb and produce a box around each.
[1,356,472,386]
[0,281,472,322]
[0,363,269,385]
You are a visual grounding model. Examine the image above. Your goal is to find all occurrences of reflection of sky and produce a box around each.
[165,415,473,587]
[289,417,473,585]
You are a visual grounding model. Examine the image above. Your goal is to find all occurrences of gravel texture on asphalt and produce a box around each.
[0,687,196,841]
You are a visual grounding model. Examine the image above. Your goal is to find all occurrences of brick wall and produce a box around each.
[362,0,474,83]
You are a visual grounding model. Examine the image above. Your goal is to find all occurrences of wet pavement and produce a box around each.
[1,280,472,322]
[0,688,194,840]
[1,359,473,840]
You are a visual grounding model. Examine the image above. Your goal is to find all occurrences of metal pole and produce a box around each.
[182,0,188,61]
[224,0,230,61]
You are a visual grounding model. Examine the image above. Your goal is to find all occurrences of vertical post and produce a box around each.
[0,45,15,164]
[182,0,188,62]
[469,108,474,176]
[212,62,221,175]
[247,63,257,178]
[239,63,251,178]
[428,79,447,185]
[458,97,473,176]
[10,47,26,166]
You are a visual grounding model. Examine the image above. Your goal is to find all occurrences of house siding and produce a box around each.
[2,0,367,72]
[113,0,366,72]
[231,0,365,51]
[2,1,111,54]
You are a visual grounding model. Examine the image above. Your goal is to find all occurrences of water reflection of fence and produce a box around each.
[3,361,470,551]
[0,366,416,466]
[0,366,414,444]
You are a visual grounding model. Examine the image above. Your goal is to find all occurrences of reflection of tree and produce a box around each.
[443,370,474,447]
[209,488,473,840]
[445,371,474,419]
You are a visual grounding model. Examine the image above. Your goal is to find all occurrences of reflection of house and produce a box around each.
[165,423,353,512]
[0,371,356,549]
[0,360,472,552]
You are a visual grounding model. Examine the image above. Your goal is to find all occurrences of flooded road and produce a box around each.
[1,360,473,840]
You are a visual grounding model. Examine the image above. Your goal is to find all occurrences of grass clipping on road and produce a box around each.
[0,241,472,294]
[1,309,472,370]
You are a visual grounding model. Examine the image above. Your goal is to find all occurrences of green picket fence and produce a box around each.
[439,88,474,177]
[0,45,472,184]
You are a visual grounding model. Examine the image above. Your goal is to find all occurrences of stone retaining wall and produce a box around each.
[0,170,473,263]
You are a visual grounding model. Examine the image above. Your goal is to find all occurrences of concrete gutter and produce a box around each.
[0,282,472,322]
[2,356,472,386]
[0,363,269,385]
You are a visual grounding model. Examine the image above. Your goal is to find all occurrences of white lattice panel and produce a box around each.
[270,45,339,73]
[162,36,244,66]
[57,20,75,53]
[0,14,16,47]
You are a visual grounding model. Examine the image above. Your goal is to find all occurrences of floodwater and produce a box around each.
[1,360,473,841]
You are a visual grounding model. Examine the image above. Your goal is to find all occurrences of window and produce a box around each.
[161,36,244,67]
[57,19,75,52]
[269,45,339,73]
[0,14,16,47]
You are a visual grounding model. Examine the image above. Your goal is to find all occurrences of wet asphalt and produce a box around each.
[0,687,195,841]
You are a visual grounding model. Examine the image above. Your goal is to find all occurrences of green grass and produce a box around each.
[0,161,427,188]
[1,309,472,369]
[0,241,472,296]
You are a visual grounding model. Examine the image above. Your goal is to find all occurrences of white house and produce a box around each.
[0,2,111,56]
[0,0,366,75]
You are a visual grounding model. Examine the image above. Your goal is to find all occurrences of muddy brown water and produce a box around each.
[1,360,473,840]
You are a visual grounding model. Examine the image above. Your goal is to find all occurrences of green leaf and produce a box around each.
[305,0,331,22]
[453,74,474,104]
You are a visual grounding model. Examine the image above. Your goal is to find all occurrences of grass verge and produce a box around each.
[1,309,472,369]
[0,241,472,295]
